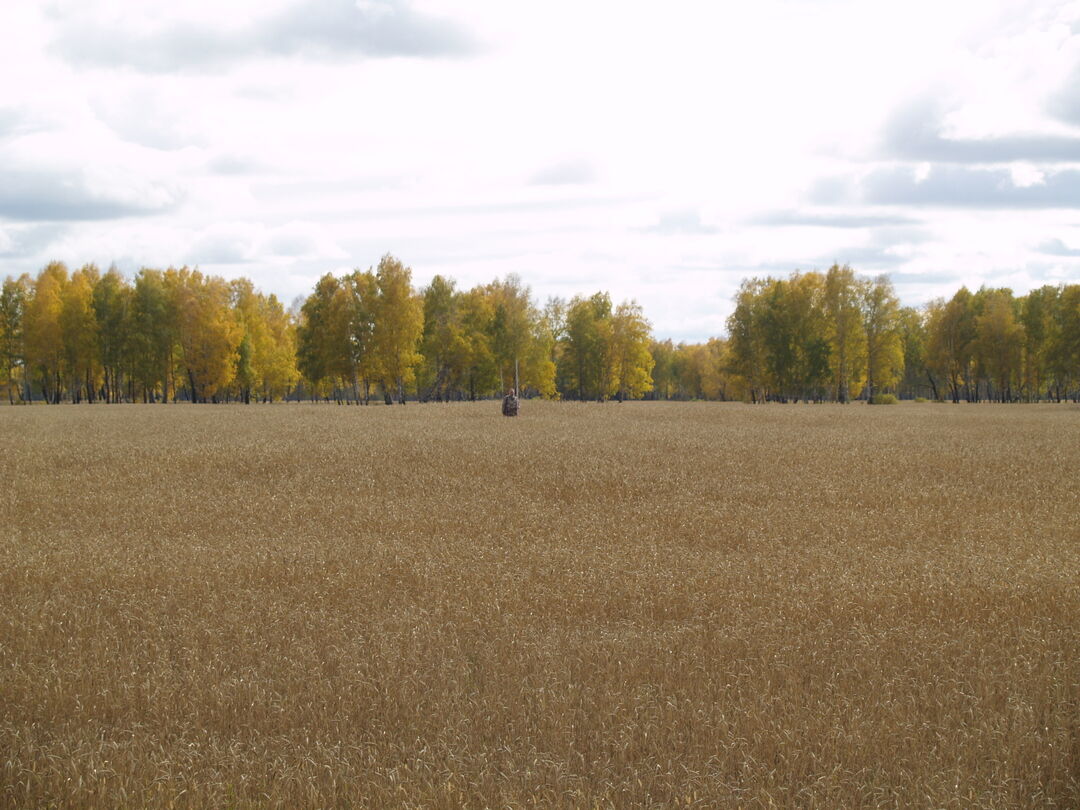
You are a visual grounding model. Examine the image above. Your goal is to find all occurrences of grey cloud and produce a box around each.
[0,168,180,221]
[816,213,931,270]
[57,23,235,73]
[640,210,719,235]
[750,209,920,228]
[90,92,206,151]
[732,251,907,277]
[1036,237,1080,257]
[187,223,346,265]
[1048,65,1080,127]
[888,270,965,286]
[732,259,823,276]
[764,247,909,273]
[814,165,1080,209]
[264,232,319,258]
[869,221,933,239]
[264,0,476,59]
[736,225,924,277]
[206,154,264,175]
[53,0,478,73]
[187,232,252,265]
[95,87,245,154]
[0,108,23,138]
[528,159,596,186]
[235,85,296,102]
[0,224,68,258]
[319,192,645,218]
[807,175,851,205]
[822,245,909,269]
[0,107,49,141]
[865,166,1080,208]
[889,272,970,307]
[885,98,1080,163]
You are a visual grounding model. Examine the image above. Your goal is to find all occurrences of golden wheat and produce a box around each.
[1,401,1078,808]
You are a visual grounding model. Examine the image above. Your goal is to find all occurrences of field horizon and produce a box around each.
[3,401,1078,808]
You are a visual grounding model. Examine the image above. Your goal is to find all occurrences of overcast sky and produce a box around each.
[2,0,1079,340]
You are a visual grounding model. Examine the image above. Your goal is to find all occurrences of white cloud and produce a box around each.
[48,0,478,73]
[1010,163,1047,187]
[1,0,1079,340]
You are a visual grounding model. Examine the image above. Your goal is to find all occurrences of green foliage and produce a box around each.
[129,268,176,401]
[824,264,866,403]
[870,393,898,405]
[555,293,654,401]
[0,275,30,403]
[371,255,424,403]
[4,258,1079,405]
[93,267,131,403]
[897,306,931,400]
[860,275,904,402]
[725,268,905,403]
[559,293,613,400]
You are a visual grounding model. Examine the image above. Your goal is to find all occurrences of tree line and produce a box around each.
[0,255,654,405]
[0,257,1077,404]
[710,266,1080,403]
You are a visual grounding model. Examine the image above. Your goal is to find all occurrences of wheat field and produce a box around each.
[1,401,1078,808]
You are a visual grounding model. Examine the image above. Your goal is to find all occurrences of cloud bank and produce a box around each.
[52,0,478,73]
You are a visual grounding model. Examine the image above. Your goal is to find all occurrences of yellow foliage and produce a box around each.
[169,268,242,402]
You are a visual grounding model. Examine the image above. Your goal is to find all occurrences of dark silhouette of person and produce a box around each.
[502,387,519,417]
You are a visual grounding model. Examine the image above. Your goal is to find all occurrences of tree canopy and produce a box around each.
[2,258,1078,404]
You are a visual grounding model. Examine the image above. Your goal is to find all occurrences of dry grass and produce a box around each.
[1,401,1078,808]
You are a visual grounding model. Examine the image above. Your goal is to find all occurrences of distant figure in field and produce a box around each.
[502,387,519,417]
